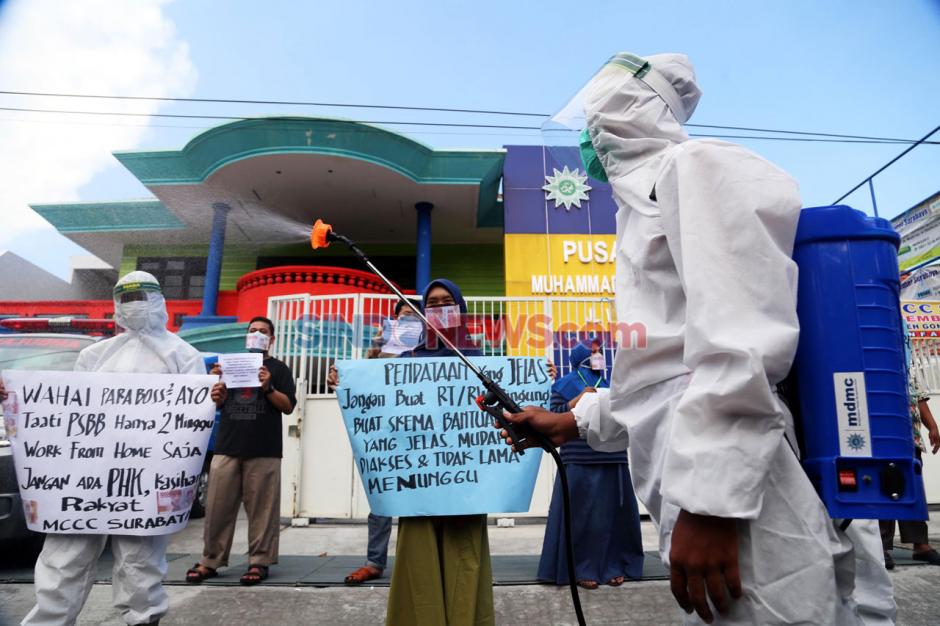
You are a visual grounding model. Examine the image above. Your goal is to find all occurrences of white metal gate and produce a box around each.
[267,294,310,390]
[270,292,621,397]
[268,293,360,396]
[911,338,940,393]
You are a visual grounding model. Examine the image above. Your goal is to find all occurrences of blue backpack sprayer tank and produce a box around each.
[789,204,928,522]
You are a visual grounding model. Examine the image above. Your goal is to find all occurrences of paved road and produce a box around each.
[3,514,940,625]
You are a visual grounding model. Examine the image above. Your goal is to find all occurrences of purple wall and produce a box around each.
[502,145,617,235]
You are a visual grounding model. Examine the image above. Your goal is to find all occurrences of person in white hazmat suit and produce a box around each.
[17,271,205,626]
[501,53,896,625]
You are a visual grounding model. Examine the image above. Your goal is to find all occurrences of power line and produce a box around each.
[833,123,940,205]
[0,89,546,118]
[0,116,544,138]
[0,89,935,145]
[0,115,919,144]
[686,123,929,144]
[0,105,540,130]
[691,135,925,145]
[0,104,938,145]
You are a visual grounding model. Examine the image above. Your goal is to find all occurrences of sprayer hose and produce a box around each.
[541,438,587,626]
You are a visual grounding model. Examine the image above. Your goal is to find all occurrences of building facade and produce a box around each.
[4,117,618,337]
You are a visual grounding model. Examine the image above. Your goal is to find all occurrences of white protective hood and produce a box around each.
[585,52,701,179]
[75,271,203,375]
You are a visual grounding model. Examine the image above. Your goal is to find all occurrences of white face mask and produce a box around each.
[389,317,423,343]
[246,331,271,353]
[425,304,461,329]
[120,301,150,331]
[380,317,423,354]
[589,351,606,371]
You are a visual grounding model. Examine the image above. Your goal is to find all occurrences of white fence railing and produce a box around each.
[911,338,940,393]
[268,292,620,397]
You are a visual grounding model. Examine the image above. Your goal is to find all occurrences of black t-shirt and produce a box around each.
[215,356,297,458]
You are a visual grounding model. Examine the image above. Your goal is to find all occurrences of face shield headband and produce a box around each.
[577,52,690,181]
[112,281,166,333]
[113,280,162,299]
[603,52,689,124]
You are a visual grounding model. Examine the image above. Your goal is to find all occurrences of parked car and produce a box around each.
[0,331,103,563]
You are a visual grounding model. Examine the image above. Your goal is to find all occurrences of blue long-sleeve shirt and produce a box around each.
[551,389,628,465]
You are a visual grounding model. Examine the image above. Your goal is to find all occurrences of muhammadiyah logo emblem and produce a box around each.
[846,433,867,451]
[543,166,592,211]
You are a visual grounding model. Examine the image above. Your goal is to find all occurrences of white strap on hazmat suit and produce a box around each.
[23,271,205,626]
[567,53,896,624]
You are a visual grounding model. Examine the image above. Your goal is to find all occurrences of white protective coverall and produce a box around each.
[569,54,896,624]
[22,271,205,626]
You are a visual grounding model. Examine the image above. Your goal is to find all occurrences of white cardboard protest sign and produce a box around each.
[218,353,263,388]
[1,370,217,535]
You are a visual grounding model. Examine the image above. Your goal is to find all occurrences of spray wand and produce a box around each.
[311,219,587,626]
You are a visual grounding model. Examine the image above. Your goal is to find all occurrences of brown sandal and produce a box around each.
[607,576,625,587]
[345,565,382,584]
[577,580,599,590]
[185,563,217,584]
[240,565,269,586]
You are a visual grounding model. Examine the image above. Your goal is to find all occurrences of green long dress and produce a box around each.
[385,514,495,626]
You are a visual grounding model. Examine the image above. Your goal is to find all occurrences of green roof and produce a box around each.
[33,118,507,233]
[31,200,185,233]
[114,117,505,225]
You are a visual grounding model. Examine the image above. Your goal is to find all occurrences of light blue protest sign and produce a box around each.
[335,356,550,516]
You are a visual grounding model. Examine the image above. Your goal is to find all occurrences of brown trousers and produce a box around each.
[200,454,281,569]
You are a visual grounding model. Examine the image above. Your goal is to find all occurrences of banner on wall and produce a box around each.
[335,356,549,517]
[898,219,940,272]
[901,265,940,301]
[1,370,217,535]
[894,192,940,272]
[902,301,940,338]
[892,193,940,237]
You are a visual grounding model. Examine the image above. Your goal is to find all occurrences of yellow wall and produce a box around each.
[504,233,616,298]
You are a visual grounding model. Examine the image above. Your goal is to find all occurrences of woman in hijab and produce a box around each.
[537,338,644,589]
[385,278,494,626]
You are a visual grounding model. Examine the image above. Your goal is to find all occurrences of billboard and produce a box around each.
[902,300,940,338]
[893,191,940,272]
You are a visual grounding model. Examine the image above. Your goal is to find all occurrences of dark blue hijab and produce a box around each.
[552,341,608,401]
[404,278,481,358]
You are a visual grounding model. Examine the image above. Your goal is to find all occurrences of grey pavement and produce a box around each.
[3,511,940,625]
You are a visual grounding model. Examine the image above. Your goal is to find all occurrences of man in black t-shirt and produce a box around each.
[186,316,297,586]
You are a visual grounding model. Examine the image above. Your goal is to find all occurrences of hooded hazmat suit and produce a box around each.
[567,53,896,624]
[23,271,204,626]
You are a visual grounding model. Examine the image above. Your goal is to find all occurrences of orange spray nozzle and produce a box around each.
[311,219,333,249]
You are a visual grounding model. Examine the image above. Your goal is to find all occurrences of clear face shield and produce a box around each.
[112,276,165,332]
[540,53,654,183]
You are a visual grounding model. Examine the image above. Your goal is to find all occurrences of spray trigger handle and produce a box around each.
[476,391,547,454]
